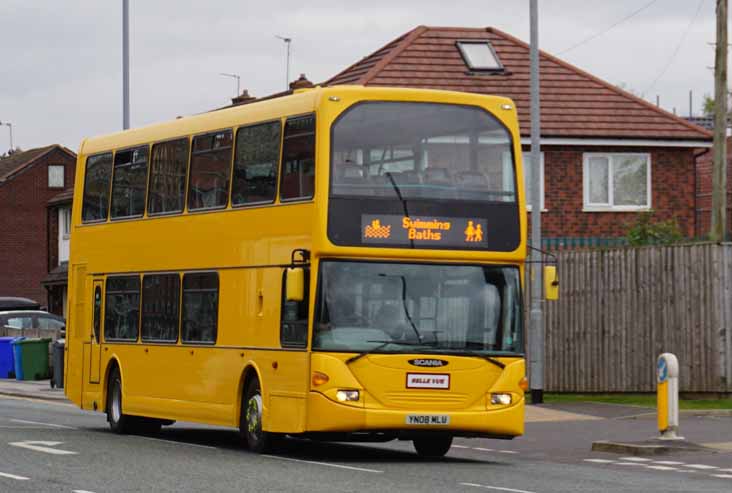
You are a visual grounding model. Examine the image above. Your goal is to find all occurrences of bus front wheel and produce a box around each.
[413,436,453,457]
[240,378,279,453]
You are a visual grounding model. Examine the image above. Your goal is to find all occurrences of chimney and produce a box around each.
[231,89,256,106]
[289,74,314,91]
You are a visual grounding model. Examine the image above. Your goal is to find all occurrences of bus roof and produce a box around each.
[79,85,514,156]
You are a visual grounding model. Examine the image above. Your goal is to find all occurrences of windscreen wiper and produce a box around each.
[384,172,414,249]
[345,340,433,365]
[447,350,506,370]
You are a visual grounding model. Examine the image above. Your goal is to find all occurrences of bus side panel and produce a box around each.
[64,263,87,407]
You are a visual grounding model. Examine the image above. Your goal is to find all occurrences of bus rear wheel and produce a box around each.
[240,378,279,453]
[413,436,453,457]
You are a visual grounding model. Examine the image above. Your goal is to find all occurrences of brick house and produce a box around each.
[44,188,73,317]
[325,26,713,245]
[694,139,732,237]
[0,145,76,307]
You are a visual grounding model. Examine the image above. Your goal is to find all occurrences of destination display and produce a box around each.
[362,214,487,247]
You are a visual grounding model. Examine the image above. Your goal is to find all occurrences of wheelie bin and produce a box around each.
[0,336,24,378]
[12,338,51,380]
[51,339,65,389]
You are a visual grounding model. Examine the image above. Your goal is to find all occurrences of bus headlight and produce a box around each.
[490,393,512,406]
[336,390,360,402]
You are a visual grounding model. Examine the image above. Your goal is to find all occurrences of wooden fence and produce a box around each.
[538,242,732,393]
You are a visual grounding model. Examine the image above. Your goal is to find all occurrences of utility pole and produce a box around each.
[0,121,12,152]
[529,0,544,404]
[275,35,292,89]
[711,0,728,241]
[122,0,130,130]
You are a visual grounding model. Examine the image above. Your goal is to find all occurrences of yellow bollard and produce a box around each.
[656,353,683,440]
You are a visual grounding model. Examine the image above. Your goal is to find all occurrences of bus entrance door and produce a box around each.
[88,280,103,385]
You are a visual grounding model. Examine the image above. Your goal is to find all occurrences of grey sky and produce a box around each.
[0,0,720,153]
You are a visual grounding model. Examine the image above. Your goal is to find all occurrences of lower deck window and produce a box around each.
[182,272,219,343]
[105,276,140,341]
[142,274,180,342]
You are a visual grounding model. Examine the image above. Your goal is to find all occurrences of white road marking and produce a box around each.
[684,464,719,470]
[452,444,470,448]
[0,472,29,481]
[263,455,383,473]
[73,490,97,493]
[497,450,518,454]
[10,419,75,429]
[619,457,652,462]
[134,436,216,450]
[615,463,646,466]
[473,447,495,452]
[646,465,678,471]
[652,461,684,465]
[712,474,732,479]
[583,458,615,463]
[720,468,732,472]
[460,482,537,493]
[9,441,77,455]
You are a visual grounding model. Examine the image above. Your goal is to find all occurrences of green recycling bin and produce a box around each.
[12,338,51,380]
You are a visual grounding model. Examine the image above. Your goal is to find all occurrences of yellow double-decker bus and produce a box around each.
[66,85,540,457]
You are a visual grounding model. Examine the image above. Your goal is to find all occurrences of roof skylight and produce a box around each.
[456,41,503,71]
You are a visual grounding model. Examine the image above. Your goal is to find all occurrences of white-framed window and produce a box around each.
[522,150,544,211]
[61,207,71,238]
[59,206,71,264]
[48,165,64,188]
[583,153,651,211]
[503,151,544,211]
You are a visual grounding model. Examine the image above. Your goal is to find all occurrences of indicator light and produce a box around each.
[519,377,529,392]
[311,371,329,386]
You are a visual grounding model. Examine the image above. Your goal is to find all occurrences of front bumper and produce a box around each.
[305,391,524,438]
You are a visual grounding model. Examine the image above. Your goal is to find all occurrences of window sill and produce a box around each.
[582,206,651,213]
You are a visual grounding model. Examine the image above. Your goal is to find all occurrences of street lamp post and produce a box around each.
[0,121,13,153]
[122,0,130,130]
[275,35,292,90]
[219,73,241,97]
[529,0,545,404]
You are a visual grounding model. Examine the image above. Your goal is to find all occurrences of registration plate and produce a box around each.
[406,414,450,425]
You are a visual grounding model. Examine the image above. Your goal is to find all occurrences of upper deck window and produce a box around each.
[82,152,114,222]
[331,102,516,203]
[280,114,315,201]
[456,41,503,71]
[232,121,281,206]
[148,138,189,215]
[111,146,149,219]
[188,130,233,211]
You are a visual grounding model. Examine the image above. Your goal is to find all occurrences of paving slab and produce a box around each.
[0,378,67,401]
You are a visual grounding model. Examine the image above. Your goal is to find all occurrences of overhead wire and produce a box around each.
[558,0,660,55]
[643,0,707,95]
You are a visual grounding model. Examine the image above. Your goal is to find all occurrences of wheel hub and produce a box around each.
[246,394,263,435]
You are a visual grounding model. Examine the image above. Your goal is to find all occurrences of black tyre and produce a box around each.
[240,378,279,453]
[413,436,453,457]
[107,367,133,434]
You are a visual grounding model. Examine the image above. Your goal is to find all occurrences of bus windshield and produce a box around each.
[331,102,516,202]
[314,261,523,355]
